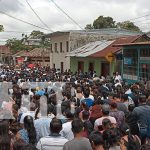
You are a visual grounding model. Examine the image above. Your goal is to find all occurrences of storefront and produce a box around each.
[121,42,150,82]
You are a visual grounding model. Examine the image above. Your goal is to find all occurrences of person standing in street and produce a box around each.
[63,118,92,150]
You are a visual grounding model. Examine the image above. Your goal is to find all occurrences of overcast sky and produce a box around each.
[0,0,150,44]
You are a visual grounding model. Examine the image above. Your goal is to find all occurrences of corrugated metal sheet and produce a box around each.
[90,35,142,58]
[66,40,114,57]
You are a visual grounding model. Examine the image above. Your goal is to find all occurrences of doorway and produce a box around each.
[78,61,84,72]
[89,62,94,72]
[101,62,110,77]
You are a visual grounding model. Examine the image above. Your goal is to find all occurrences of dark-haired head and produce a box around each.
[110,102,117,109]
[50,118,62,133]
[83,88,90,98]
[139,95,146,104]
[64,110,74,119]
[103,128,121,149]
[121,94,128,102]
[82,110,90,120]
[120,123,130,136]
[102,118,112,130]
[89,131,103,149]
[24,116,36,145]
[128,104,135,112]
[102,105,110,116]
[72,118,84,134]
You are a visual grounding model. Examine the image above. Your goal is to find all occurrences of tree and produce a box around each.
[30,30,44,38]
[117,21,141,32]
[0,25,4,31]
[85,24,93,29]
[92,16,116,29]
[6,30,48,54]
[6,38,28,53]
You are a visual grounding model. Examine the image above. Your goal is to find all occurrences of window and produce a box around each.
[53,63,55,68]
[123,49,138,76]
[49,44,53,52]
[140,48,150,57]
[78,61,84,72]
[139,64,150,81]
[66,41,69,52]
[60,42,63,53]
[55,43,57,52]
[61,62,64,72]
[89,62,94,71]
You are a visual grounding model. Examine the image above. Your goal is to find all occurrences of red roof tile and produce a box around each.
[13,48,50,58]
[90,35,143,58]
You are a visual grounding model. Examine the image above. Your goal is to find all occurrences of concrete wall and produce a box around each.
[69,32,119,52]
[50,34,70,70]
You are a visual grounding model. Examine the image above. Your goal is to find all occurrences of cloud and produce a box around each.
[0,0,150,41]
[0,0,24,13]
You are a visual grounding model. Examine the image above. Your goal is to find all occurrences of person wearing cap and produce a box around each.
[94,104,116,131]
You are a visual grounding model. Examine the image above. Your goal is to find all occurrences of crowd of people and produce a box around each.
[0,64,150,150]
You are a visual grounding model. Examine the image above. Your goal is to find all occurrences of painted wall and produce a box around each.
[49,34,70,70]
[70,57,115,76]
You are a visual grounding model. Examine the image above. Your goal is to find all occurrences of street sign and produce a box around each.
[105,52,114,63]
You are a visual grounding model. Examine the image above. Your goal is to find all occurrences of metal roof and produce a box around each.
[66,40,114,57]
[90,35,147,58]
[114,41,150,47]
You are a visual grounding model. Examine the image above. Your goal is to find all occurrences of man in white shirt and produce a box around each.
[94,105,116,130]
[60,111,74,140]
[37,118,68,150]
[19,102,36,126]
[114,72,122,83]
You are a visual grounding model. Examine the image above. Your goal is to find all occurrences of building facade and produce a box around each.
[121,42,150,82]
[0,45,11,64]
[45,29,141,71]
[12,48,50,66]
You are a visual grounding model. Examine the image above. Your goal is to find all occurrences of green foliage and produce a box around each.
[30,30,44,38]
[85,24,94,29]
[85,16,141,32]
[6,30,50,54]
[0,25,4,31]
[117,21,141,32]
[6,38,26,53]
[93,16,116,29]
[40,36,50,48]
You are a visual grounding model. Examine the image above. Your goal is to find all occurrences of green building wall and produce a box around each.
[70,57,115,76]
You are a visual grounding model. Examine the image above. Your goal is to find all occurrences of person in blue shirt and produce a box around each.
[81,88,94,108]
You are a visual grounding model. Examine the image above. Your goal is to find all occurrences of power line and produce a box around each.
[127,13,150,22]
[0,11,51,32]
[0,31,31,33]
[133,17,150,24]
[49,0,84,30]
[26,0,53,32]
